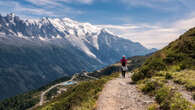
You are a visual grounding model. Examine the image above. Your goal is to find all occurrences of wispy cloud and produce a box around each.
[0,0,195,49]
[121,0,185,12]
[25,0,94,6]
[98,15,195,49]
[0,0,84,18]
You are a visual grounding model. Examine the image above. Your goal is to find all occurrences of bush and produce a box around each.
[132,57,167,82]
[185,82,195,91]
[170,93,191,110]
[132,66,155,82]
[163,53,184,64]
[165,72,172,79]
[193,92,195,100]
[142,80,163,94]
[148,58,166,71]
[142,81,156,93]
[155,86,173,110]
[155,86,191,110]
[148,103,159,110]
[132,71,145,82]
[179,64,186,70]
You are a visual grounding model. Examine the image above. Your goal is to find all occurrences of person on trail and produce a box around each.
[120,55,128,78]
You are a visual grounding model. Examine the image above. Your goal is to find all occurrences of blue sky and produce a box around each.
[0,0,195,49]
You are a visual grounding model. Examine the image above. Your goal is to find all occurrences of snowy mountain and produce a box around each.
[0,13,156,63]
[0,13,156,100]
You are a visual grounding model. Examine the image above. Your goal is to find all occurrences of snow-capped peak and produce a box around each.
[0,13,156,66]
[1,14,143,61]
[6,13,15,19]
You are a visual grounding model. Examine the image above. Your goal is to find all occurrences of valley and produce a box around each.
[0,0,195,110]
[34,27,195,110]
[0,13,156,100]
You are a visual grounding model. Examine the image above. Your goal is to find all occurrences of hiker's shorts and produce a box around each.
[121,66,128,71]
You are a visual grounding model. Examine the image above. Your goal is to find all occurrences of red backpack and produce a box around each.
[121,59,126,66]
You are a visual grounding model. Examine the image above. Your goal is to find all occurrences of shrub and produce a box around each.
[142,80,163,94]
[155,86,171,104]
[163,53,184,65]
[132,66,155,82]
[148,59,166,71]
[185,82,195,91]
[132,58,167,82]
[142,81,156,93]
[165,72,172,79]
[179,64,186,70]
[148,103,159,110]
[131,71,145,82]
[155,86,191,110]
[170,93,191,110]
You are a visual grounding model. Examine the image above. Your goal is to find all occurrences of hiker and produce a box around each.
[120,55,128,78]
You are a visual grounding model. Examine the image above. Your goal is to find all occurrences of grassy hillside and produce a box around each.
[132,27,195,81]
[36,73,119,110]
[132,27,195,110]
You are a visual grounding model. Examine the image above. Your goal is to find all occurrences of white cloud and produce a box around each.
[97,24,139,30]
[121,0,185,12]
[25,0,94,6]
[0,0,84,18]
[98,15,195,49]
[25,0,61,6]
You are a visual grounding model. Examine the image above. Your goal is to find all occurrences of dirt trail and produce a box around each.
[96,73,155,110]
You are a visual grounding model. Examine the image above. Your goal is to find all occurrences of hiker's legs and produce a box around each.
[121,68,123,77]
[122,71,125,78]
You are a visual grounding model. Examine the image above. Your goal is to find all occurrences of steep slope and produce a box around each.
[132,27,195,110]
[0,13,156,100]
[132,27,195,81]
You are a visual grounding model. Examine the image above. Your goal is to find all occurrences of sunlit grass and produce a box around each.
[172,70,195,91]
[36,73,119,110]
[137,76,193,110]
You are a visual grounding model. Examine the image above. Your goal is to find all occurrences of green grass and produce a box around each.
[156,86,191,110]
[145,69,195,92]
[148,103,159,110]
[138,77,193,110]
[36,73,119,110]
[132,27,195,109]
[132,27,195,82]
[172,70,195,91]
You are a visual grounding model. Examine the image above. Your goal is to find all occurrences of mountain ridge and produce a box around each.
[0,13,156,60]
[0,13,156,100]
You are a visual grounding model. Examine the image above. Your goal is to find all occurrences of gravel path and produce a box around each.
[96,73,155,110]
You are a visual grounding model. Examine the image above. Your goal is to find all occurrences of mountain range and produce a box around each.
[0,13,156,100]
